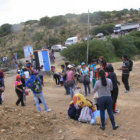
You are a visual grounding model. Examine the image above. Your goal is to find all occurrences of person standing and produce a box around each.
[106,64,120,113]
[80,62,91,96]
[93,69,118,130]
[25,70,51,112]
[118,55,130,93]
[0,70,5,105]
[66,65,75,99]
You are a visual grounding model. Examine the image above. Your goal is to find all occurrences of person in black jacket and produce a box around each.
[106,64,120,113]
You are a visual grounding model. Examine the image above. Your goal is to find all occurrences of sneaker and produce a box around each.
[100,126,105,130]
[124,90,129,93]
[44,108,51,112]
[113,125,119,130]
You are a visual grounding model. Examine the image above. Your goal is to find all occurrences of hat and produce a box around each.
[67,65,73,68]
[81,62,86,65]
[33,69,38,75]
[72,64,75,67]
[16,75,21,79]
[22,66,25,69]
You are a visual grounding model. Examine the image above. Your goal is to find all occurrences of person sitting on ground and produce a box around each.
[25,69,51,112]
[93,69,119,130]
[15,75,25,106]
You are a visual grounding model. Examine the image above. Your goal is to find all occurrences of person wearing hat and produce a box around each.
[80,62,91,96]
[15,75,25,106]
[118,55,130,93]
[25,69,51,112]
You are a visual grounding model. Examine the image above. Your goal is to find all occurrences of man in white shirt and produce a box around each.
[24,69,30,82]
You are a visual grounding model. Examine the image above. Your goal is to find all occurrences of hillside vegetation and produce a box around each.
[0,8,140,59]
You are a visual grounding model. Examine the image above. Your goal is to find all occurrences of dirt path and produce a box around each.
[0,60,140,140]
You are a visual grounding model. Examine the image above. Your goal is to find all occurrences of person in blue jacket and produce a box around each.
[25,69,51,112]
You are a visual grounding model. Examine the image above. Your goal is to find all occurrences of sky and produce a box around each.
[0,0,140,25]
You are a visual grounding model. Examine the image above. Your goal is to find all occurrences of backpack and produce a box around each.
[33,77,42,93]
[78,106,91,123]
[26,63,31,68]
[64,79,75,87]
[129,60,133,71]
[84,75,90,85]
[68,105,81,120]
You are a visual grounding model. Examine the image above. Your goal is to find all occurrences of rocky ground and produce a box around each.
[0,55,140,140]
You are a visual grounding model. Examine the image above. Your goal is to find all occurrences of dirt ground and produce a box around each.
[0,60,140,140]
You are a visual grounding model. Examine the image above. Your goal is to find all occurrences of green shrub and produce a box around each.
[61,39,116,64]
[111,36,137,58]
[92,24,114,35]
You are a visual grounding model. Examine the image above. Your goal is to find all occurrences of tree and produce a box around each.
[0,24,11,37]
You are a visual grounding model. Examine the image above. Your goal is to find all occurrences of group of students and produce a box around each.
[0,54,132,131]
[15,62,51,112]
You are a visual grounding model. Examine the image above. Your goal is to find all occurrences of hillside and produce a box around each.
[0,9,140,58]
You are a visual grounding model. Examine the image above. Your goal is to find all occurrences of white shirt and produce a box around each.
[24,71,29,79]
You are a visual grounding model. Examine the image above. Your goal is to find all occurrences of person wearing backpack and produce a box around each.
[80,62,91,96]
[118,55,131,93]
[106,64,120,113]
[25,70,51,112]
[93,69,119,130]
[65,65,75,99]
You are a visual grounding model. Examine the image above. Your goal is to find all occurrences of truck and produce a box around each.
[65,37,78,46]
[113,23,140,34]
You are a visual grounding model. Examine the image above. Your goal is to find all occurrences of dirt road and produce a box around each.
[0,60,140,140]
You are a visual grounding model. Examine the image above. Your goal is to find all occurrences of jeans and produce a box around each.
[98,96,116,128]
[92,78,96,89]
[70,85,75,100]
[34,92,48,112]
[122,74,130,91]
[83,83,91,96]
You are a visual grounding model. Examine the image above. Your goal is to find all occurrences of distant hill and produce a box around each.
[0,8,140,58]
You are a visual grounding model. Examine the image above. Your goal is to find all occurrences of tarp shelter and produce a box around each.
[24,46,33,58]
[34,49,51,71]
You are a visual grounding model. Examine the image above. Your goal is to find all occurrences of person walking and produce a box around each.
[118,55,130,93]
[80,62,91,96]
[93,69,118,130]
[25,70,51,112]
[15,75,25,106]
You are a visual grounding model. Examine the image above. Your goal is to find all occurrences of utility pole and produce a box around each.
[87,10,90,64]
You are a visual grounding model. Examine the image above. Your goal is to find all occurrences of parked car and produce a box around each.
[51,45,67,51]
[96,33,104,38]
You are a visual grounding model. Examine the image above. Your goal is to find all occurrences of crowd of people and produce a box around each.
[52,54,132,130]
[0,54,133,131]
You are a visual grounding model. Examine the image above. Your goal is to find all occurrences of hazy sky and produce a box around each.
[0,0,140,25]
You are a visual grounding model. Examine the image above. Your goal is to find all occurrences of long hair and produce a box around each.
[99,69,107,86]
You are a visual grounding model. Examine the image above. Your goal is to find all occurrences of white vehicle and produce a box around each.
[65,37,78,46]
[51,44,67,51]
[96,33,104,38]
[114,23,140,34]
